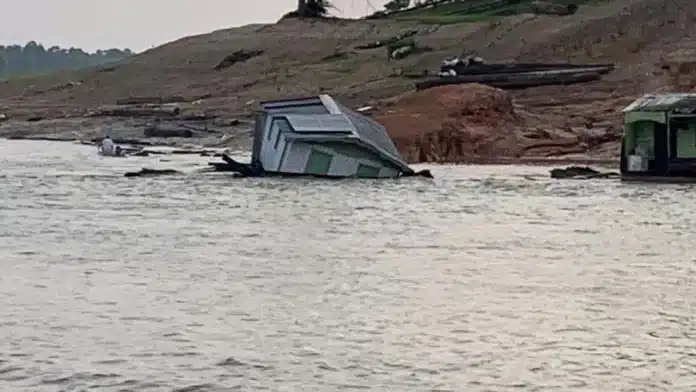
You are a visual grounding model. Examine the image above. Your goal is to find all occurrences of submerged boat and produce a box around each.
[211,94,428,179]
[620,93,696,182]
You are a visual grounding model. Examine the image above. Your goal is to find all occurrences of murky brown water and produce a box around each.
[1,140,695,391]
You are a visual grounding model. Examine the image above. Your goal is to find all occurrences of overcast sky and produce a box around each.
[0,0,389,53]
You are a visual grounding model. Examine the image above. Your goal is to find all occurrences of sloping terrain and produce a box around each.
[0,0,695,161]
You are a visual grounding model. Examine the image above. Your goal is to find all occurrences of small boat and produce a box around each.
[98,144,128,157]
[621,93,696,182]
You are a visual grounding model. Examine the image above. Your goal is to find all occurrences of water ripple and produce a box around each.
[0,140,695,391]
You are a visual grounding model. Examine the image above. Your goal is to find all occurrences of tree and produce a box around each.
[0,42,134,80]
[384,0,410,12]
[294,0,332,17]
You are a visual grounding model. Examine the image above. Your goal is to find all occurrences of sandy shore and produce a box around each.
[0,118,619,170]
[0,118,253,151]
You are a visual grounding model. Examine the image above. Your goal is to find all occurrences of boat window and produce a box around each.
[629,121,655,159]
[671,118,696,158]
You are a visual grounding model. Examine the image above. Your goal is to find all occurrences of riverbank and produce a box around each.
[1,0,692,163]
[0,117,253,151]
[0,134,619,170]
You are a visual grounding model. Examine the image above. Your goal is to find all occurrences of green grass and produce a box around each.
[385,0,610,25]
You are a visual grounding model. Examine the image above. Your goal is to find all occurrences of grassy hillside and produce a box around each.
[0,0,694,129]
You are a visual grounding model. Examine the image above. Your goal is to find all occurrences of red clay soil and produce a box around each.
[374,84,616,164]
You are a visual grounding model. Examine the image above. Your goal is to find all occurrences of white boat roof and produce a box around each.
[283,114,355,134]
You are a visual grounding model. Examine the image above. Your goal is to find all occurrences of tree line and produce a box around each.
[0,41,133,79]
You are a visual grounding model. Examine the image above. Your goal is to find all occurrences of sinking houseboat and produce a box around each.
[621,93,696,182]
[211,94,428,178]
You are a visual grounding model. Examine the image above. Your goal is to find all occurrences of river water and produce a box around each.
[0,139,695,391]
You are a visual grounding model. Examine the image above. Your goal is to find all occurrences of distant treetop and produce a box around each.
[0,42,134,79]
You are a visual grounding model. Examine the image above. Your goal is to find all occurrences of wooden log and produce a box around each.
[414,71,603,90]
[207,155,260,177]
[179,113,216,121]
[214,50,264,70]
[208,162,241,172]
[143,126,193,138]
[89,105,181,118]
[550,166,619,179]
[7,135,73,142]
[116,94,211,105]
[124,168,181,177]
[116,96,185,105]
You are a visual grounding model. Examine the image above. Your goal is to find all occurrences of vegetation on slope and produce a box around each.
[374,0,598,24]
[0,42,133,80]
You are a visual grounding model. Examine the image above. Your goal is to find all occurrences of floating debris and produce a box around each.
[124,168,181,178]
[550,166,619,179]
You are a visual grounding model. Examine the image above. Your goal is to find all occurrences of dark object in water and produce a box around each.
[550,166,619,179]
[208,154,263,177]
[124,168,181,177]
[402,169,434,178]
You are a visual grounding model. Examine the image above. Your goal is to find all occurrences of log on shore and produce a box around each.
[214,50,264,70]
[116,96,184,105]
[116,94,212,105]
[88,105,181,118]
[415,71,603,90]
[6,135,75,142]
[143,126,194,138]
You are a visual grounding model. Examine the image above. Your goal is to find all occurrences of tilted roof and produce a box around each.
[623,93,696,113]
[283,114,355,134]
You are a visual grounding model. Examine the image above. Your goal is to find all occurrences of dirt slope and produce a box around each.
[0,0,695,160]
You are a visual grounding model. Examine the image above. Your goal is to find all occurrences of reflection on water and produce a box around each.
[0,140,695,391]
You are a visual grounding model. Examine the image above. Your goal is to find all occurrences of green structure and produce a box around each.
[621,93,696,182]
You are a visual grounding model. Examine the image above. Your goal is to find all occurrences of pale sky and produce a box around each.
[0,0,389,53]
